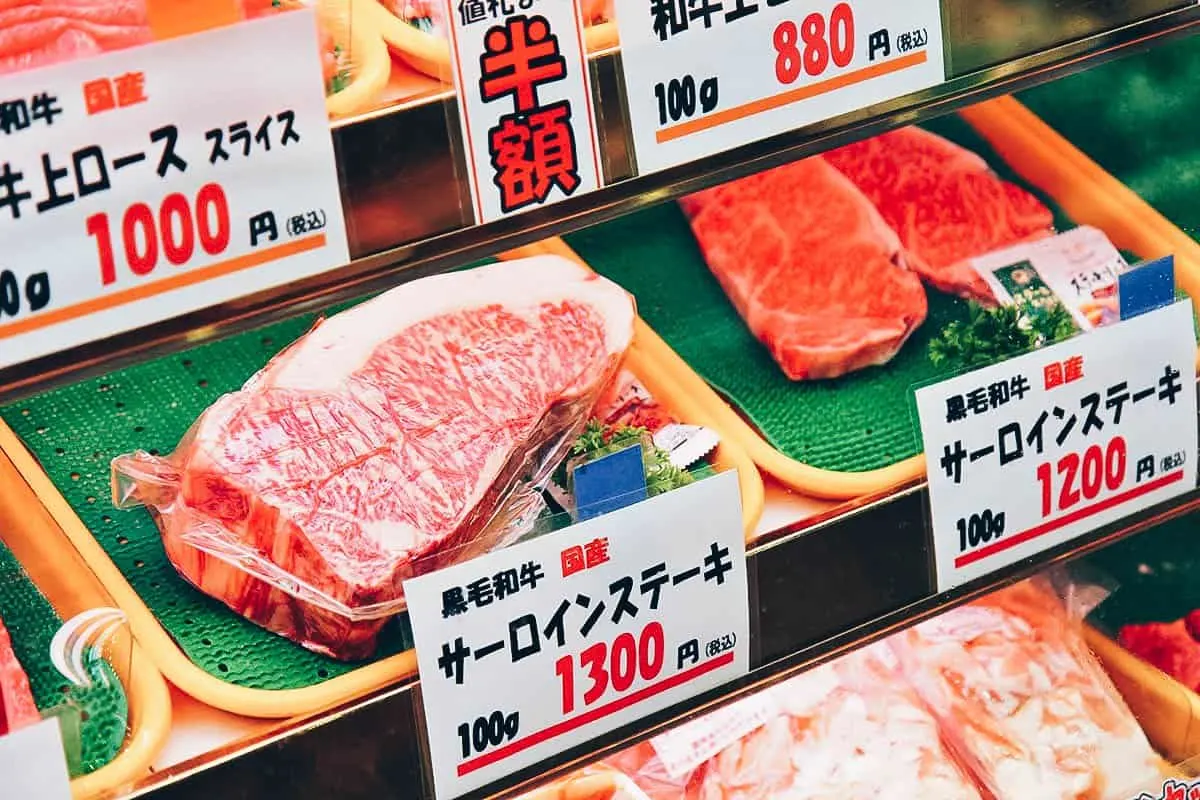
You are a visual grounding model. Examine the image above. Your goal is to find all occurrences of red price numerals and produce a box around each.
[87,182,231,286]
[774,2,854,85]
[1036,435,1127,518]
[555,621,664,715]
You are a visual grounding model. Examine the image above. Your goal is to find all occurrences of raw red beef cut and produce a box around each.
[0,615,39,735]
[824,127,1055,303]
[1119,619,1200,692]
[114,257,636,660]
[680,157,928,380]
[0,0,151,76]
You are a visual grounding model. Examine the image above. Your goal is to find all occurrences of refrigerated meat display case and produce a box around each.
[1,1,1200,798]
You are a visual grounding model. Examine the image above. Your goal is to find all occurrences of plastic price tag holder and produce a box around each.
[571,443,649,521]
[1118,255,1176,320]
[48,606,134,778]
[0,718,72,800]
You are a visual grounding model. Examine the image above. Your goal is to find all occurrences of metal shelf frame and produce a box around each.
[3,3,1199,797]
[125,464,1200,800]
[1,0,1198,399]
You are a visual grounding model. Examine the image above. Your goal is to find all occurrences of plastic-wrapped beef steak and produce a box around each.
[114,257,636,660]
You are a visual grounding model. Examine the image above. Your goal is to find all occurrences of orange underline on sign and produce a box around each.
[456,649,736,777]
[656,50,929,144]
[954,468,1186,568]
[0,233,327,341]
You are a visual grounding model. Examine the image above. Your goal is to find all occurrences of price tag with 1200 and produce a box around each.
[405,470,749,799]
[915,300,1198,592]
[0,9,348,371]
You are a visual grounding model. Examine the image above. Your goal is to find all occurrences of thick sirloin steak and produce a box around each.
[824,127,1054,303]
[680,157,928,380]
[123,257,635,660]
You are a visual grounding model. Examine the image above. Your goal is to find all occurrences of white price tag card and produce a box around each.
[0,719,72,800]
[916,299,1198,593]
[0,10,348,370]
[649,690,778,779]
[407,470,749,799]
[442,0,602,224]
[614,0,945,175]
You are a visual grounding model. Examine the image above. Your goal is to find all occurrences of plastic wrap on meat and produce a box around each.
[606,646,981,800]
[693,649,981,800]
[0,615,39,735]
[824,127,1054,304]
[680,157,928,380]
[113,257,636,660]
[891,581,1160,800]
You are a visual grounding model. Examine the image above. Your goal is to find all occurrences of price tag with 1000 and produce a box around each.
[0,10,348,371]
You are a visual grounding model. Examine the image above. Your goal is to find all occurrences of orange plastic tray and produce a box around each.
[0,273,763,719]
[1086,626,1200,767]
[603,95,1200,501]
[0,448,171,799]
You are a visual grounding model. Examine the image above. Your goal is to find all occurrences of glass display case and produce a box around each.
[0,2,1198,798]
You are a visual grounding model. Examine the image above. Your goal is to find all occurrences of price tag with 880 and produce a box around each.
[405,471,749,799]
[915,300,1198,592]
[614,0,945,175]
[0,10,348,371]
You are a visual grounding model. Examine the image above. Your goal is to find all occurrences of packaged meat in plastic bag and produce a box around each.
[516,764,653,800]
[605,644,982,800]
[112,257,636,660]
[889,579,1161,800]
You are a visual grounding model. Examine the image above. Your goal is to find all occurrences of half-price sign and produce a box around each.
[441,0,602,224]
[0,10,348,370]
[614,0,945,175]
[915,300,1198,592]
[406,470,749,799]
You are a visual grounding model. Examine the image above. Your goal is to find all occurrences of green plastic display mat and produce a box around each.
[0,538,127,776]
[565,114,1079,478]
[1018,35,1200,242]
[0,257,726,717]
[0,305,415,705]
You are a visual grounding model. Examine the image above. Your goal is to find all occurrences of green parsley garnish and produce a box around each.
[930,301,1078,371]
[566,420,694,497]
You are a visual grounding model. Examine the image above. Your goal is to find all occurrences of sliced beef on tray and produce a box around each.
[0,615,39,736]
[680,157,928,381]
[116,257,636,660]
[602,646,981,800]
[892,581,1161,800]
[0,0,152,75]
[824,127,1055,304]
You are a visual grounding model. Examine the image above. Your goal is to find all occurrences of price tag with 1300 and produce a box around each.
[405,470,749,799]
